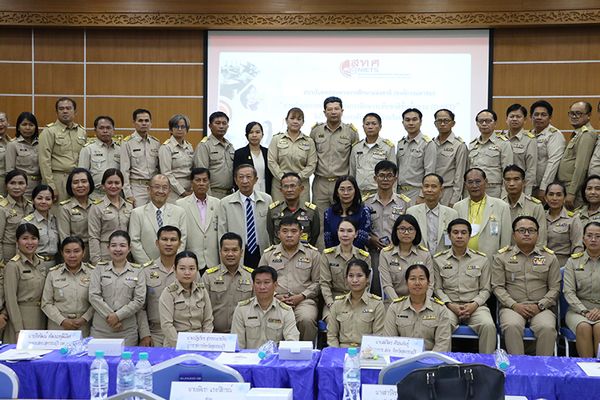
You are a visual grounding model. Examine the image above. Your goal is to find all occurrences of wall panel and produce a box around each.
[34,64,84,94]
[0,64,32,93]
[0,28,31,60]
[34,29,84,61]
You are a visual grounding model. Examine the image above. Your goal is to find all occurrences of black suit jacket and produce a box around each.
[233,144,272,194]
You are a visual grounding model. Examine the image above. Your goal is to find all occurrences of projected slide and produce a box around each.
[207,31,490,149]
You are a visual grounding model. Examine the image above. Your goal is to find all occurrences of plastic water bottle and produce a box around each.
[116,351,136,394]
[134,352,153,393]
[257,340,278,360]
[342,347,361,400]
[60,337,93,356]
[494,348,510,372]
[90,350,109,400]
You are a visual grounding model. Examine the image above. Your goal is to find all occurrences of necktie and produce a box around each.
[245,197,257,254]
[156,209,163,228]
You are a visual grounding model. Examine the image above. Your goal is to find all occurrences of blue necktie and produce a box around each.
[245,197,258,254]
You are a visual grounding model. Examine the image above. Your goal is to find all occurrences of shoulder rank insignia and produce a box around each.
[122,134,133,142]
[498,246,510,254]
[305,202,317,210]
[531,196,542,204]
[362,193,374,202]
[369,293,382,300]
[263,245,274,253]
[96,261,109,265]
[49,264,62,271]
[358,249,370,258]
[142,260,154,268]
[383,138,394,147]
[567,210,575,217]
[418,244,429,252]
[60,199,71,205]
[399,193,411,203]
[349,123,358,132]
[433,297,445,306]
[269,201,282,210]
[434,249,450,258]
[496,133,508,141]
[23,214,34,222]
[200,136,209,143]
[168,283,178,292]
[475,250,487,257]
[206,266,220,274]
[422,134,431,142]
[526,131,536,139]
[543,246,554,255]
[334,294,346,300]
[279,301,291,310]
[571,252,584,259]
[238,298,252,306]
[393,296,408,303]
[324,247,335,254]
[305,243,318,251]
[0,198,8,207]
[383,244,394,252]
[130,262,141,268]
[242,266,254,274]
[149,135,159,142]
[10,254,21,262]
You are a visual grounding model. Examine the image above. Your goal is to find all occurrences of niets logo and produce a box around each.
[340,59,380,78]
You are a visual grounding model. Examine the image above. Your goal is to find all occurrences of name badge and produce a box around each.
[360,335,424,358]
[170,382,250,400]
[176,332,238,352]
[17,330,82,350]
[362,385,397,400]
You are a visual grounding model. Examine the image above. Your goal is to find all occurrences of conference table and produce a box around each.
[316,347,600,400]
[0,345,319,400]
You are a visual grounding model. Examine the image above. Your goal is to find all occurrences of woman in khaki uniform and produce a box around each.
[41,236,95,337]
[57,168,97,263]
[379,214,432,302]
[88,230,146,346]
[0,170,33,263]
[327,259,384,347]
[159,251,213,347]
[563,221,600,357]
[88,169,133,265]
[578,175,600,225]
[383,264,451,352]
[545,182,583,266]
[159,114,194,203]
[21,184,59,271]
[3,223,46,343]
[5,112,41,198]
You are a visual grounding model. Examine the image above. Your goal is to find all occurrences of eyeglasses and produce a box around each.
[466,179,483,186]
[376,173,396,181]
[434,118,453,125]
[568,111,587,118]
[515,228,538,235]
[173,125,188,130]
[476,119,494,125]
[584,234,600,241]
[397,227,416,233]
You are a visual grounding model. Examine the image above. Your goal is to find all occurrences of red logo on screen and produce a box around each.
[340,59,380,78]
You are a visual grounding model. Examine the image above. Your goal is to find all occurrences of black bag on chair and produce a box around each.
[396,363,504,400]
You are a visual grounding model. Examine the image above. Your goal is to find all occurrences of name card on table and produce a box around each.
[362,384,397,400]
[176,332,238,352]
[170,381,250,400]
[360,335,424,358]
[16,330,82,350]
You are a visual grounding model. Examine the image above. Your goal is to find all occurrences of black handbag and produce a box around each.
[396,363,505,400]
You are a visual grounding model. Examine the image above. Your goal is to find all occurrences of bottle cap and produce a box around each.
[139,352,149,361]
[258,351,266,360]
[348,347,358,356]
[59,347,68,355]
[499,361,509,370]
[122,351,132,359]
[95,350,105,358]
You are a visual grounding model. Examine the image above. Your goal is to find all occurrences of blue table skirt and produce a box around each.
[316,347,600,400]
[0,346,319,400]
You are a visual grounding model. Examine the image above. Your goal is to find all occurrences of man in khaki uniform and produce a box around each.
[137,226,180,347]
[467,110,514,199]
[231,265,299,349]
[431,109,468,207]
[120,109,160,207]
[38,97,88,201]
[588,101,600,176]
[349,113,395,196]
[396,108,436,202]
[433,218,496,353]
[310,96,359,214]
[259,216,321,341]
[492,216,561,356]
[266,172,320,246]
[202,232,253,333]
[193,112,235,199]
[504,104,538,196]
[530,100,565,202]
[502,165,547,246]
[0,263,6,336]
[78,116,120,198]
[558,101,597,210]
[0,111,12,196]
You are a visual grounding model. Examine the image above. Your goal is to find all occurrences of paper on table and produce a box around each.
[0,349,53,361]
[214,351,262,365]
[577,362,600,377]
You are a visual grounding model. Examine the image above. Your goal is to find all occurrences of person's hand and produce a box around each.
[565,194,576,210]
[112,322,123,332]
[283,294,305,307]
[368,235,386,251]
[587,308,600,321]
[139,336,153,347]
[106,313,120,328]
[73,318,86,328]
[512,303,533,319]
[459,302,479,320]
[0,314,8,330]
[61,319,80,330]
[446,303,462,317]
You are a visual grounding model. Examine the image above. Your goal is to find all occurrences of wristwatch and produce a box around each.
[538,303,545,311]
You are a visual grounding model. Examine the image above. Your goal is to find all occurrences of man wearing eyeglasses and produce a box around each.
[557,101,597,210]
[492,215,560,356]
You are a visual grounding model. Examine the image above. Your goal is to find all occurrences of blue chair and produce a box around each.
[0,363,19,399]
[559,267,576,357]
[451,323,479,341]
[107,390,164,400]
[151,353,244,399]
[378,351,460,385]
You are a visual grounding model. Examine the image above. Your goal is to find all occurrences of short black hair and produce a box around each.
[245,121,263,138]
[209,111,229,124]
[391,214,422,246]
[402,108,423,120]
[374,160,397,175]
[475,109,498,122]
[434,109,455,120]
[55,97,76,111]
[362,112,381,125]
[191,167,211,180]
[279,216,301,230]
[447,218,472,235]
[109,230,131,245]
[405,264,430,282]
[175,250,198,268]
[281,172,302,182]
[582,175,600,205]
[133,108,152,121]
[506,103,528,118]
[220,232,243,248]
[512,215,539,232]
[16,223,39,240]
[61,236,85,252]
[545,181,566,196]
[32,184,54,204]
[157,225,182,240]
[530,100,553,117]
[464,167,487,181]
[324,96,343,109]
[252,265,278,282]
[94,115,115,129]
[5,169,28,186]
[583,221,600,235]
[101,168,124,185]
[422,173,444,186]
[346,258,371,278]
[66,168,94,197]
[503,164,525,180]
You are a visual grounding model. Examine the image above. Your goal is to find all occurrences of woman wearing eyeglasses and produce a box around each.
[545,181,583,266]
[159,114,194,203]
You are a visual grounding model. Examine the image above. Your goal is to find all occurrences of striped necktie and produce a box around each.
[245,197,258,254]
[156,209,163,228]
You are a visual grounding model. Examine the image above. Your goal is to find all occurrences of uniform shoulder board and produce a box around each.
[369,293,382,300]
[85,262,96,270]
[383,244,394,252]
[304,201,317,210]
[529,196,541,204]
[242,266,254,274]
[123,134,132,142]
[49,264,62,271]
[433,297,445,306]
[526,131,536,139]
[130,262,141,268]
[269,200,282,210]
[10,254,20,262]
[92,198,103,205]
[456,135,464,142]
[311,122,321,129]
[46,122,55,127]
[162,138,170,145]
[362,193,374,202]
[383,138,394,147]
[422,134,431,142]
[571,252,584,259]
[168,283,179,292]
[125,198,134,204]
[238,298,252,306]
[206,266,220,274]
[418,244,429,252]
[305,243,318,251]
[358,249,370,258]
[567,210,575,218]
[349,123,358,132]
[59,199,71,205]
[83,139,94,147]
[543,246,554,255]
[263,245,274,253]
[324,247,336,254]
[498,246,510,254]
[434,249,450,258]
[393,296,408,303]
[475,250,487,257]
[142,260,154,268]
[97,261,109,265]
[0,198,8,207]
[149,135,159,142]
[334,294,346,300]
[23,214,34,222]
[279,301,291,310]
[549,127,558,133]
[200,136,209,143]
[399,193,411,203]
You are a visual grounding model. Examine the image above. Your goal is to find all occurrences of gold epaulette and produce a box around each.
[59,199,71,205]
[263,245,274,253]
[418,244,429,252]
[206,266,220,274]
[305,243,318,251]
[434,249,450,258]
[530,196,542,204]
[142,260,154,268]
[475,250,487,257]
[122,134,132,142]
[238,298,252,306]
[422,134,432,142]
[571,252,585,259]
[399,194,411,203]
[304,202,317,210]
[97,261,109,265]
[200,136,209,143]
[383,244,394,252]
[582,126,589,133]
[349,123,358,132]
[496,133,508,141]
[49,264,62,271]
[130,263,141,269]
[92,198,103,205]
[567,210,575,218]
[383,138,394,147]
[84,262,95,270]
[168,283,178,292]
[362,193,374,202]
[526,131,536,139]
[149,135,159,142]
[279,301,291,310]
[393,296,408,303]
[0,198,8,207]
[125,198,134,204]
[269,201,282,210]
[433,297,445,306]
[334,294,346,300]
[498,245,510,254]
[242,266,254,274]
[324,247,335,254]
[369,293,382,300]
[10,254,20,262]
[163,138,170,145]
[358,249,370,258]
[549,127,559,133]
[23,214,34,222]
[46,122,55,127]
[543,246,555,255]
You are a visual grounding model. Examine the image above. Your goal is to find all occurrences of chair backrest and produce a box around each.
[107,390,164,400]
[559,267,569,322]
[151,353,244,399]
[378,351,460,385]
[0,363,19,399]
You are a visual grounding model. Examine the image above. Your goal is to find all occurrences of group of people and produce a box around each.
[0,95,599,358]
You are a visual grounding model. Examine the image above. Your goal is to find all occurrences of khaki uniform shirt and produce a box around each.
[266,201,320,246]
[467,134,514,185]
[201,264,254,333]
[506,129,538,195]
[193,135,235,192]
[327,291,385,347]
[433,248,491,305]
[558,123,597,195]
[159,280,214,347]
[120,131,160,198]
[0,196,33,262]
[6,136,40,181]
[159,136,194,196]
[41,263,95,328]
[88,196,133,264]
[38,120,87,191]
[259,243,321,299]
[396,132,436,187]
[310,122,359,178]
[78,139,121,191]
[0,263,5,320]
[546,208,583,264]
[380,244,432,300]
[577,205,600,225]
[383,296,451,352]
[0,134,12,180]
[534,125,566,191]
[320,245,370,306]
[501,193,547,246]
[364,192,412,241]
[492,245,561,310]
[563,252,600,314]
[231,296,299,349]
[21,211,59,256]
[432,132,468,205]
[138,259,175,340]
[587,126,600,176]
[267,132,317,181]
[350,137,395,193]
[57,197,98,244]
